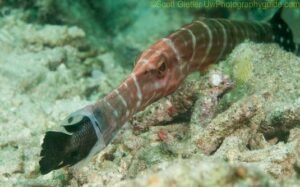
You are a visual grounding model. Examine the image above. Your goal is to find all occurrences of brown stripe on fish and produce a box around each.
[111,79,137,119]
[196,19,224,70]
[168,27,194,62]
[191,20,213,70]
[214,19,228,62]
[180,28,196,61]
[162,38,183,64]
[219,19,241,54]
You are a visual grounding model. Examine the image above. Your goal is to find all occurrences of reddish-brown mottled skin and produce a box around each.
[94,16,296,143]
[40,10,300,174]
[39,9,299,174]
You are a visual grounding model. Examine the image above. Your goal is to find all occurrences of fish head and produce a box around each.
[133,42,185,103]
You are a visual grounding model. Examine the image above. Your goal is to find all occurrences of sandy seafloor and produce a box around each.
[0,1,300,186]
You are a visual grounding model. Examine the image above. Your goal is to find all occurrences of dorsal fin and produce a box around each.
[270,7,284,23]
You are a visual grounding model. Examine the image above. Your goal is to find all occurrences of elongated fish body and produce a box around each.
[39,9,299,174]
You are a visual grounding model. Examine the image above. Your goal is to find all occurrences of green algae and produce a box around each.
[233,55,253,83]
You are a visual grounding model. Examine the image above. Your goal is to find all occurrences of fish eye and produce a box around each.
[156,55,167,78]
[158,61,166,73]
[141,54,167,78]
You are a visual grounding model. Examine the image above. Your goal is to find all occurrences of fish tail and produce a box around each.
[269,7,297,54]
[39,131,71,174]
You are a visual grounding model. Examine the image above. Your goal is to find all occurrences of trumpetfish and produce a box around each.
[39,8,299,174]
